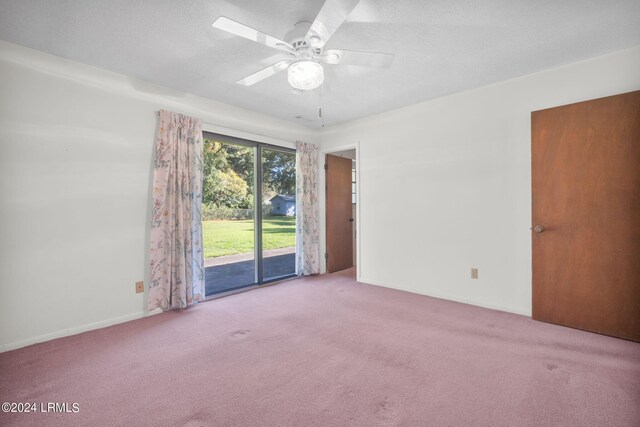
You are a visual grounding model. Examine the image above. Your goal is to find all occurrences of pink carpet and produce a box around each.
[1,269,639,426]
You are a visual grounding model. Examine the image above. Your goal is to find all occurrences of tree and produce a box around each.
[202,138,296,209]
[262,150,296,196]
[204,169,248,208]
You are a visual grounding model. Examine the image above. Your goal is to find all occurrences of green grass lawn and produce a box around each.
[202,215,295,258]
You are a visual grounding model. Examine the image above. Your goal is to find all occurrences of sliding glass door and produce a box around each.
[261,147,297,281]
[202,137,256,296]
[202,132,296,297]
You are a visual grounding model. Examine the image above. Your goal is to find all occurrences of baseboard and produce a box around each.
[358,277,532,317]
[2,279,530,352]
[0,310,159,353]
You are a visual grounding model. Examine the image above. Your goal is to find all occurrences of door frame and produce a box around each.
[202,131,298,295]
[318,142,361,279]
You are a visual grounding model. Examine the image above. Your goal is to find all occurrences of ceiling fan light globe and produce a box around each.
[287,60,324,90]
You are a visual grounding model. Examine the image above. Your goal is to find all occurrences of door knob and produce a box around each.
[532,225,545,233]
[349,218,354,222]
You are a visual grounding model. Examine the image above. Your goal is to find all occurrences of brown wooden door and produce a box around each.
[532,90,640,342]
[326,154,353,273]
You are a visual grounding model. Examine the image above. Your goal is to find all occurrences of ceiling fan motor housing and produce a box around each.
[285,21,321,56]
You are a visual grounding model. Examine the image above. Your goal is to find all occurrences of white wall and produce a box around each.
[0,41,317,351]
[2,39,639,351]
[318,46,640,316]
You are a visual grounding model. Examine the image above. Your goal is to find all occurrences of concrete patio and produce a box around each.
[205,247,296,296]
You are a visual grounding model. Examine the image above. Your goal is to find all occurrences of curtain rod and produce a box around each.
[203,122,296,146]
[155,110,297,146]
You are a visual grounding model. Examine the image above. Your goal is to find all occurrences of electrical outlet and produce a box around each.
[471,268,479,279]
[135,281,144,293]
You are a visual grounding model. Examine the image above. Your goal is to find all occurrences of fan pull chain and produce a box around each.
[318,84,323,119]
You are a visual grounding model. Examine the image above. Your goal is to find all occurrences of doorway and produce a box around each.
[202,132,297,297]
[325,149,357,273]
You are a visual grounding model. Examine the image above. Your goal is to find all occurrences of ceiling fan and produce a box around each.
[211,0,394,91]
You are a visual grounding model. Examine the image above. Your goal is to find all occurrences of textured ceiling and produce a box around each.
[1,0,639,128]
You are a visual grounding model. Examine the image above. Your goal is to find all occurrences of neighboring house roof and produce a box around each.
[270,195,295,202]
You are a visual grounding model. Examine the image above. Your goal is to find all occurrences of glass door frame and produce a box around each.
[202,131,297,288]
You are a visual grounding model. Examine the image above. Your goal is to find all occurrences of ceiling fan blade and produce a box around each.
[322,49,395,68]
[212,17,293,52]
[305,0,361,49]
[236,61,291,86]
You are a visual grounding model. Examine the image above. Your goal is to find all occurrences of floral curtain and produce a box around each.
[148,110,205,311]
[295,141,320,275]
